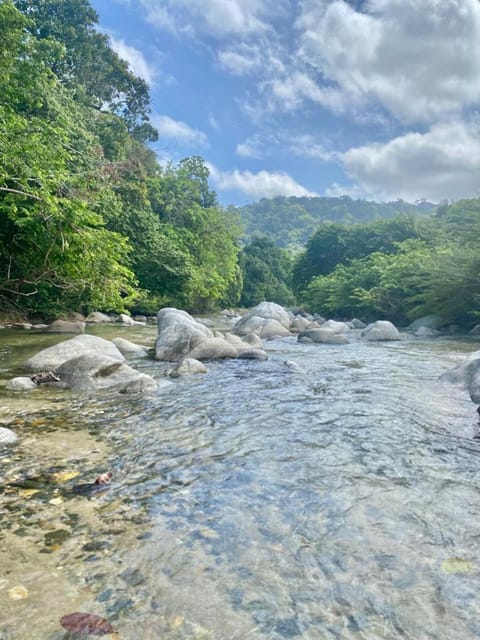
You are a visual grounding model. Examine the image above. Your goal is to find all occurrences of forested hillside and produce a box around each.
[0,0,241,319]
[237,196,435,250]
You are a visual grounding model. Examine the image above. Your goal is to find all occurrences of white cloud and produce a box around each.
[109,37,156,85]
[151,115,208,146]
[335,120,480,201]
[138,0,281,38]
[296,0,480,123]
[208,164,318,199]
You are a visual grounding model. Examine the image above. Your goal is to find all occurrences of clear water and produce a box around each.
[1,324,480,639]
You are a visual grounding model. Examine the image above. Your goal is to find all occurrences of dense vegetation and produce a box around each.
[0,0,241,318]
[1,0,479,329]
[295,202,480,328]
[238,195,435,250]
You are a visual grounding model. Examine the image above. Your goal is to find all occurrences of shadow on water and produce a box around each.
[0,326,480,638]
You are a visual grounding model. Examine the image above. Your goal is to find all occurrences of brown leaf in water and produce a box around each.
[60,612,114,636]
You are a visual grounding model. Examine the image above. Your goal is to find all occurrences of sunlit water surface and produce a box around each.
[1,323,480,639]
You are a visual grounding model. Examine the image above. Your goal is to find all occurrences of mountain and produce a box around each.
[236,195,436,250]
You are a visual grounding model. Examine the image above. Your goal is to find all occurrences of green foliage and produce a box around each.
[302,240,440,323]
[239,237,295,307]
[292,215,426,294]
[0,0,242,319]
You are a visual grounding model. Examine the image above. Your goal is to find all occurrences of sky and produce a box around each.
[90,0,480,206]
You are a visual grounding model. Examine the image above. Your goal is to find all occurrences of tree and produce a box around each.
[239,237,295,307]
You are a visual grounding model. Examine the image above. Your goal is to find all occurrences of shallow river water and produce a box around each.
[1,322,480,640]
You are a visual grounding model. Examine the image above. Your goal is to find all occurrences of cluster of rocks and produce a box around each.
[0,312,150,333]
[7,334,160,395]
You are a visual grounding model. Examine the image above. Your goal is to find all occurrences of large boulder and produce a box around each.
[155,308,213,362]
[23,335,124,371]
[188,338,238,361]
[234,302,292,336]
[407,315,445,332]
[85,311,112,323]
[362,321,400,341]
[46,319,85,333]
[55,354,158,393]
[441,351,480,404]
[234,315,291,339]
[440,351,480,385]
[320,320,351,334]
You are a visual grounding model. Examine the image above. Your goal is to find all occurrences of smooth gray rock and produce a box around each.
[85,311,112,323]
[55,354,158,393]
[298,328,350,344]
[23,335,124,371]
[155,308,213,361]
[407,315,445,332]
[169,358,208,377]
[47,319,85,333]
[112,337,150,357]
[320,319,351,334]
[188,338,238,361]
[440,351,480,384]
[0,427,18,445]
[234,302,292,333]
[362,321,400,341]
[6,377,37,391]
[350,318,366,329]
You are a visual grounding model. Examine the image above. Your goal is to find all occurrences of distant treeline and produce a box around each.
[236,195,436,250]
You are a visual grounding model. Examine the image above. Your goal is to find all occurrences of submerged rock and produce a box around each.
[169,358,208,377]
[55,354,158,393]
[0,427,18,445]
[7,377,37,391]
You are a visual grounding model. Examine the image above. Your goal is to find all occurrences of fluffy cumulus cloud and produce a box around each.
[296,0,480,123]
[336,120,480,201]
[208,164,317,199]
[109,37,156,85]
[150,115,208,146]
[137,0,283,38]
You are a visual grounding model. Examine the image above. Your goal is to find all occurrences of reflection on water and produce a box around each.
[1,326,480,639]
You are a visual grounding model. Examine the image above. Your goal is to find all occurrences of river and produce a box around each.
[1,321,479,639]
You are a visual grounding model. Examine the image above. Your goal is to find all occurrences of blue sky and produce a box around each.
[91,0,480,206]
